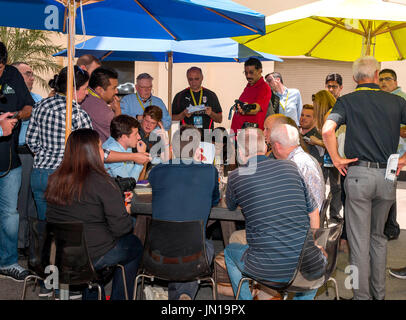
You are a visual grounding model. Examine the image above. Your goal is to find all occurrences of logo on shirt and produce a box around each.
[185,96,191,101]
[203,96,207,104]
[2,84,15,94]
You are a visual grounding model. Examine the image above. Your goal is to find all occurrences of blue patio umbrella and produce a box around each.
[0,0,266,141]
[54,37,282,62]
[0,0,265,40]
[54,36,282,113]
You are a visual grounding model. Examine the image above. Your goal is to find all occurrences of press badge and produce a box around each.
[193,115,203,128]
[385,154,399,182]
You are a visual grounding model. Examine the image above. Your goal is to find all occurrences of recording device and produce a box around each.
[228,100,258,120]
[241,122,258,129]
[115,176,137,197]
[385,154,399,182]
[0,111,18,119]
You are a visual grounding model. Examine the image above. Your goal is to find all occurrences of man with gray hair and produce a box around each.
[121,73,171,130]
[270,123,325,211]
[322,56,406,300]
[224,128,323,300]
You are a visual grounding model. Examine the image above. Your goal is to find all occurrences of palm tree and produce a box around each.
[0,27,63,89]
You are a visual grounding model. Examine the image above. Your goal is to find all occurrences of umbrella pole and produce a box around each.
[65,0,76,144]
[168,51,173,141]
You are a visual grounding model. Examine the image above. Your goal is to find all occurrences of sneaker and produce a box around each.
[389,267,406,280]
[55,290,82,300]
[39,286,54,298]
[0,264,30,282]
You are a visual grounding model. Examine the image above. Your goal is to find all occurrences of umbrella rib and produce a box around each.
[305,22,339,56]
[205,8,259,33]
[310,17,364,36]
[389,30,404,60]
[371,22,389,36]
[241,20,300,45]
[375,22,406,36]
[133,0,178,40]
[359,20,367,34]
[101,51,113,61]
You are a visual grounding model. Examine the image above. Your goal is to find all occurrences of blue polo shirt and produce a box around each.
[148,160,220,229]
[102,136,143,181]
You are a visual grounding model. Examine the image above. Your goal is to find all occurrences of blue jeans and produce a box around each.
[31,168,55,221]
[0,166,22,267]
[82,233,143,300]
[168,240,214,300]
[224,243,317,300]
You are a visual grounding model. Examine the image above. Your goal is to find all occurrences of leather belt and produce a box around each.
[349,160,387,169]
[148,249,202,264]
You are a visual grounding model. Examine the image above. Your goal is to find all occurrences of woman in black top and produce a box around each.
[45,128,143,300]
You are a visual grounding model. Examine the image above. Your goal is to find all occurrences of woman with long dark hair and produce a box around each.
[45,128,143,300]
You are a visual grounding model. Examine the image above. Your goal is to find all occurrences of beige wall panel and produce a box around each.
[274,58,354,105]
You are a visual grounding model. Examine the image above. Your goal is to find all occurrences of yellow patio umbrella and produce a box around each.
[234,0,406,62]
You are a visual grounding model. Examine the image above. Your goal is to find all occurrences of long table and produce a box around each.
[130,192,244,246]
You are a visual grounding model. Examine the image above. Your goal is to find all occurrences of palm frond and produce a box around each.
[0,27,63,90]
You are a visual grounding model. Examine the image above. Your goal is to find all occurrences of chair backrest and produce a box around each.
[28,217,51,278]
[240,221,344,293]
[46,221,98,286]
[319,193,332,228]
[140,219,212,282]
[288,221,344,292]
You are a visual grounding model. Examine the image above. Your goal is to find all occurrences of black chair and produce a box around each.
[319,193,333,228]
[235,221,343,300]
[21,218,49,300]
[133,219,217,300]
[23,221,128,300]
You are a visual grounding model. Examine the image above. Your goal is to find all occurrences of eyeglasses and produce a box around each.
[243,70,257,76]
[326,84,338,89]
[379,77,394,82]
[23,71,34,78]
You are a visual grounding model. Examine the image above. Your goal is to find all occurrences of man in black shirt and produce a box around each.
[322,56,406,300]
[172,67,222,131]
[0,42,33,281]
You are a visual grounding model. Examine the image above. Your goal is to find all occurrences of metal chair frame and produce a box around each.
[133,219,217,300]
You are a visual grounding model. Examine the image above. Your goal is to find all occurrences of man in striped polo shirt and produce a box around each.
[224,128,321,300]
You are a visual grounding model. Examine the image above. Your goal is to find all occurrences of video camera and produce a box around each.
[115,176,137,198]
[228,100,258,120]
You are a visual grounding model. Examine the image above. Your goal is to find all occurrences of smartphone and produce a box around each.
[8,112,19,119]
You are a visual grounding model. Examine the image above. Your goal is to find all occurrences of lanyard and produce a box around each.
[136,92,151,111]
[190,88,203,106]
[355,87,381,92]
[88,88,101,99]
[279,90,289,111]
